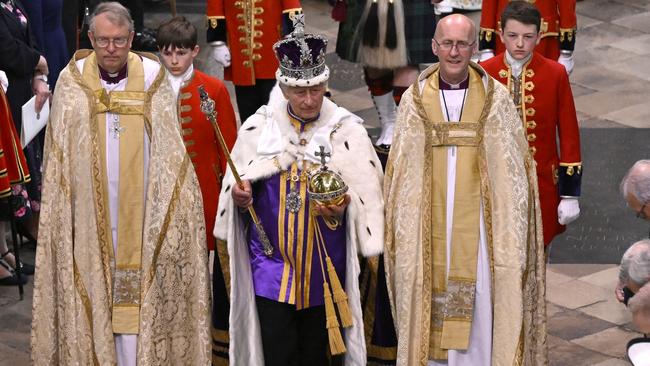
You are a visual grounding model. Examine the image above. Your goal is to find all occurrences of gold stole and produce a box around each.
[82,52,147,334]
[421,68,485,360]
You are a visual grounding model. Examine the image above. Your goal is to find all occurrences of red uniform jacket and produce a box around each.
[479,0,577,60]
[482,53,582,245]
[206,0,302,86]
[179,70,237,250]
[0,88,29,198]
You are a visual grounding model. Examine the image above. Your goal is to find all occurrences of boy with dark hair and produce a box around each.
[481,1,583,249]
[157,16,238,365]
[479,0,577,73]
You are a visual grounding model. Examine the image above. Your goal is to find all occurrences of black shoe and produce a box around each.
[0,250,35,275]
[0,273,29,286]
[0,257,29,285]
[16,261,35,275]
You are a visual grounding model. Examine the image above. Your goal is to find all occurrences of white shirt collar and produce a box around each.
[505,51,532,78]
[167,64,194,97]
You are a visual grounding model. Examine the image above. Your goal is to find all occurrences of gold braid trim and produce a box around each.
[479,28,494,42]
[145,155,190,289]
[559,27,577,42]
[67,52,116,305]
[207,15,225,29]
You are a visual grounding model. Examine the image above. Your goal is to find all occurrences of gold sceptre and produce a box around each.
[198,86,274,257]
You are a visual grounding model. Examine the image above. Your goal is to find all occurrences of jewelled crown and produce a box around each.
[273,14,330,87]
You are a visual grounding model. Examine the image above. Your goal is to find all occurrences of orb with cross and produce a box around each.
[307,145,348,206]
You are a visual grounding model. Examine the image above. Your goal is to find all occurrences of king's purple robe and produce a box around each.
[248,165,347,309]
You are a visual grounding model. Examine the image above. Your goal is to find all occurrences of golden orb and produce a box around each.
[308,168,348,206]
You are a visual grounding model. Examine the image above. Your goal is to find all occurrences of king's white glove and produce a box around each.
[557,52,574,75]
[0,70,8,93]
[478,50,495,62]
[558,197,580,225]
[211,44,231,67]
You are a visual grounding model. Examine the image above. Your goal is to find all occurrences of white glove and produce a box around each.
[478,50,495,62]
[211,44,231,67]
[557,52,574,75]
[558,197,580,225]
[0,70,7,93]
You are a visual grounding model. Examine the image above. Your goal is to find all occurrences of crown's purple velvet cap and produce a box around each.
[275,37,327,68]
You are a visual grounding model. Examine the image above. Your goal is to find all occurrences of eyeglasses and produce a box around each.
[93,36,129,48]
[637,202,648,220]
[433,38,475,52]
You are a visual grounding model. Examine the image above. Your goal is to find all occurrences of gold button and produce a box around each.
[525,69,535,78]
[527,133,537,142]
[524,95,535,104]
[525,108,535,117]
[529,146,537,155]
[499,69,508,78]
[527,120,536,129]
[525,81,535,91]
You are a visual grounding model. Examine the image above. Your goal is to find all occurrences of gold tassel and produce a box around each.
[326,257,353,328]
[324,282,347,355]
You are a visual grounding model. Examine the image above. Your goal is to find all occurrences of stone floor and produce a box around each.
[2,0,650,365]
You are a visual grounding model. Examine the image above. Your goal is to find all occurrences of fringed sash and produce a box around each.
[421,68,485,360]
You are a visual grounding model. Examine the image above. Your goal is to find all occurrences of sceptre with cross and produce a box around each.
[198,85,274,257]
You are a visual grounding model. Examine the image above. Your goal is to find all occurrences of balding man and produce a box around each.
[384,14,547,365]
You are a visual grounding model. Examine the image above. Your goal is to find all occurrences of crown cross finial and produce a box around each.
[315,145,331,167]
[292,13,305,37]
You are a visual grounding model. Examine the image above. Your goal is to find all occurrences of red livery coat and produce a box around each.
[482,52,582,245]
[0,88,29,198]
[479,0,577,60]
[206,0,302,86]
[178,70,237,250]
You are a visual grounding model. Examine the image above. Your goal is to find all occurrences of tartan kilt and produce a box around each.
[403,1,438,64]
[335,0,366,63]
[335,0,438,66]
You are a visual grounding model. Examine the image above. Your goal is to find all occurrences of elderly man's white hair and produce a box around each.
[620,239,650,287]
[89,2,134,33]
[621,160,650,204]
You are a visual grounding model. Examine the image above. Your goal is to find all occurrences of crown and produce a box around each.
[273,14,330,87]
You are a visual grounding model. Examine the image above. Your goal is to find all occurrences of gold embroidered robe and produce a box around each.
[31,50,211,365]
[384,63,547,366]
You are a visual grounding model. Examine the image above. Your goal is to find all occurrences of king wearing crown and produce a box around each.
[214,15,384,365]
